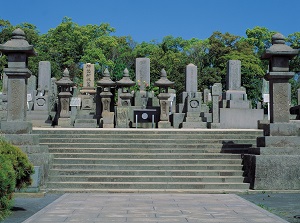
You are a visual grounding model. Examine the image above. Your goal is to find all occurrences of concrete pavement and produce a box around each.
[21,193,288,223]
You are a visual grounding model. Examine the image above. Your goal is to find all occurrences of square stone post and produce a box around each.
[0,29,36,133]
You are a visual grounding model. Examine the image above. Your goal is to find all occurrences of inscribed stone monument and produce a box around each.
[135,58,150,91]
[185,63,197,92]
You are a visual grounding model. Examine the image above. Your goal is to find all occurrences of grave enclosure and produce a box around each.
[0,29,300,192]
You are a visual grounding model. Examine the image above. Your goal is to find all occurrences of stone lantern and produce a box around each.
[0,28,36,133]
[97,68,115,128]
[56,68,75,127]
[154,69,174,128]
[261,33,299,124]
[116,68,135,106]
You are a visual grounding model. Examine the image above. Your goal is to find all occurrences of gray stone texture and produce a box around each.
[185,63,197,92]
[226,60,241,90]
[135,58,150,91]
[220,108,263,129]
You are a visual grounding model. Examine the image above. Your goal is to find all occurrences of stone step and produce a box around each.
[32,129,263,135]
[44,188,250,194]
[39,138,256,144]
[48,148,223,154]
[52,158,242,165]
[47,175,245,183]
[50,164,243,171]
[46,181,250,190]
[50,153,241,159]
[48,169,244,177]
[43,143,251,149]
[36,133,260,139]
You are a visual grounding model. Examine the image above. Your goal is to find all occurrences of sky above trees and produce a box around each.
[1,0,300,43]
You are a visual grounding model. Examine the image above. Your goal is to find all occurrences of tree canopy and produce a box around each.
[0,18,299,105]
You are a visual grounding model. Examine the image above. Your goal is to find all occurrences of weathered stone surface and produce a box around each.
[135,58,150,91]
[269,79,291,123]
[116,107,130,128]
[220,108,263,129]
[263,123,299,136]
[226,60,241,90]
[185,63,197,92]
[80,63,96,94]
[254,155,300,190]
[257,136,300,147]
[2,133,39,145]
[1,121,32,134]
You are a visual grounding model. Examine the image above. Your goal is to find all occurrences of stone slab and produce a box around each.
[220,108,263,129]
[253,155,300,190]
[1,121,32,134]
[257,136,300,147]
[263,123,299,136]
[2,133,39,145]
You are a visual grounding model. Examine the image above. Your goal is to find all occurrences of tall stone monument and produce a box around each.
[174,64,207,128]
[74,63,97,128]
[219,60,263,128]
[0,28,52,189]
[34,61,51,111]
[244,33,300,190]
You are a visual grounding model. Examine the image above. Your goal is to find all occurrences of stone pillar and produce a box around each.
[244,33,300,190]
[56,68,74,127]
[155,69,174,128]
[34,61,51,111]
[210,83,222,128]
[135,58,150,91]
[0,28,36,134]
[97,68,115,128]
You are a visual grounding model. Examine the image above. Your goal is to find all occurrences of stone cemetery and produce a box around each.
[0,28,299,192]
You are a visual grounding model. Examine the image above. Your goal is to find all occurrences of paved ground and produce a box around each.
[2,193,293,223]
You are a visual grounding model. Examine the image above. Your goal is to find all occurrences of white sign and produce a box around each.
[27,93,32,102]
[70,97,81,107]
[263,94,270,103]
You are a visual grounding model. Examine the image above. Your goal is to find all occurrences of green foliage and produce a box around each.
[0,155,15,221]
[0,139,34,190]
[1,16,299,106]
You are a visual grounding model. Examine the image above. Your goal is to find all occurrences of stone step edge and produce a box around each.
[47,181,248,185]
[42,188,251,194]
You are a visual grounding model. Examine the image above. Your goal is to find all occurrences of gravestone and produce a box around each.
[219,60,263,128]
[135,58,150,91]
[74,63,97,128]
[27,75,36,111]
[80,63,96,94]
[174,64,207,129]
[185,63,197,92]
[226,60,241,90]
[34,61,51,111]
[209,83,222,128]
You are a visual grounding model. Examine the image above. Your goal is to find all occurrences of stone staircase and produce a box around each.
[33,128,263,193]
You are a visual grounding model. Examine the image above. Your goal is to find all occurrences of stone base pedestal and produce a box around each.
[208,123,221,129]
[244,154,300,190]
[116,107,130,128]
[220,108,263,129]
[158,121,172,128]
[101,111,114,128]
[74,119,97,128]
[57,118,72,128]
[1,121,32,134]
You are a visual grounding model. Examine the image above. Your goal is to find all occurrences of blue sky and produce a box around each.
[1,0,299,43]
